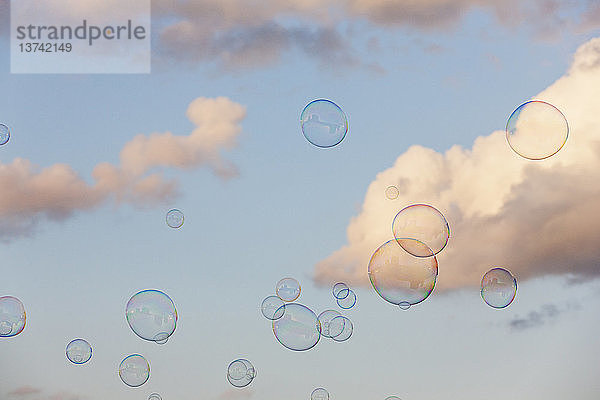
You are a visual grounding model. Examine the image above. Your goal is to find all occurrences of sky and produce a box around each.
[1,1,600,399]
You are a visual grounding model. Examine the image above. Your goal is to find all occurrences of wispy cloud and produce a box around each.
[218,388,254,400]
[8,386,42,397]
[509,303,579,331]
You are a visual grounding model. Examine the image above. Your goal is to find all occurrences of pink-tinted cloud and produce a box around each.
[8,386,41,397]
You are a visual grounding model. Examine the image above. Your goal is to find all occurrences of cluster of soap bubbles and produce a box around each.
[332,282,356,309]
[227,359,257,388]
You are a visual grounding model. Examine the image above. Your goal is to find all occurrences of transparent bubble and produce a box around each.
[148,393,162,400]
[227,359,256,388]
[481,268,517,309]
[332,282,349,299]
[385,396,402,400]
[165,209,184,228]
[0,124,10,146]
[153,332,169,345]
[317,309,342,338]
[261,296,285,320]
[385,186,399,200]
[368,239,438,307]
[336,289,356,309]
[119,354,150,387]
[329,316,353,342]
[66,339,92,364]
[276,277,301,302]
[311,388,330,400]
[0,296,26,338]
[272,303,321,351]
[126,289,177,342]
[300,99,348,148]
[392,204,450,257]
[398,302,411,310]
[506,100,568,160]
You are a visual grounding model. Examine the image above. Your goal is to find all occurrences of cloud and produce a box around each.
[218,388,254,400]
[314,37,600,291]
[8,386,42,397]
[508,302,580,331]
[0,97,245,240]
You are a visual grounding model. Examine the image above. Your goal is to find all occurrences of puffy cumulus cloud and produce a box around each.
[314,37,600,291]
[0,97,245,240]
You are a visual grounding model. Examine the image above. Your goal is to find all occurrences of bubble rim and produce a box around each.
[260,295,286,320]
[336,289,357,309]
[300,98,348,148]
[311,387,330,400]
[332,282,349,299]
[330,315,353,342]
[0,123,10,146]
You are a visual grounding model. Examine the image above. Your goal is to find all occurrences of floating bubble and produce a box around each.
[329,316,353,342]
[165,209,184,228]
[332,282,349,299]
[272,303,321,351]
[126,289,177,342]
[506,100,569,160]
[398,302,411,310]
[392,204,450,257]
[0,124,10,146]
[0,296,26,338]
[148,394,162,400]
[153,332,169,345]
[119,354,150,387]
[300,99,348,148]
[385,396,402,400]
[336,289,356,309]
[368,239,438,307]
[66,339,92,364]
[317,309,342,338]
[261,296,285,320]
[311,388,330,400]
[385,186,399,200]
[276,278,301,302]
[227,359,256,388]
[481,268,517,309]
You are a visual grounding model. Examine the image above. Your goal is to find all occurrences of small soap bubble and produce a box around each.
[481,268,517,309]
[385,186,399,200]
[166,209,184,228]
[148,394,162,400]
[119,354,150,387]
[227,359,256,388]
[317,309,342,338]
[0,296,26,338]
[301,99,348,148]
[0,124,10,146]
[398,302,411,310]
[385,396,402,400]
[66,339,92,364]
[153,332,169,345]
[332,282,349,299]
[272,303,321,351]
[126,289,177,343]
[329,316,353,342]
[276,277,301,302]
[336,289,356,309]
[261,296,285,320]
[311,388,330,400]
[392,204,450,257]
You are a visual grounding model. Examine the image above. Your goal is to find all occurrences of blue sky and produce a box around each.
[1,1,600,399]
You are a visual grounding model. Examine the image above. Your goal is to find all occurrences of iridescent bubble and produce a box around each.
[481,268,517,309]
[0,296,26,338]
[368,239,438,307]
[66,339,92,364]
[165,209,184,228]
[332,282,349,299]
[317,309,342,338]
[392,204,450,257]
[0,124,10,146]
[119,354,150,387]
[311,388,330,400]
[227,359,256,388]
[261,296,285,320]
[300,99,348,148]
[276,278,301,302]
[329,316,353,342]
[126,289,177,342]
[148,394,162,400]
[506,100,569,160]
[336,289,356,309]
[272,303,321,351]
[398,302,411,310]
[385,186,399,200]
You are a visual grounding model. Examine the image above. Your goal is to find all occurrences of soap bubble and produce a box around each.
[336,289,356,309]
[276,277,301,302]
[126,289,177,342]
[272,303,321,351]
[329,316,353,342]
[317,309,342,338]
[0,296,26,338]
[385,186,399,200]
[227,359,256,388]
[392,204,450,257]
[481,268,517,309]
[0,124,10,145]
[332,282,349,299]
[385,396,402,400]
[311,388,330,400]
[166,209,184,228]
[148,394,162,400]
[66,339,92,364]
[261,296,285,320]
[368,239,438,307]
[398,302,411,310]
[119,354,150,387]
[506,100,568,160]
[153,332,169,345]
[300,99,348,148]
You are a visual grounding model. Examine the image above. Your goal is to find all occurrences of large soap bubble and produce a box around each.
[227,359,256,388]
[276,277,301,302]
[311,388,330,400]
[481,268,517,309]
[301,99,348,148]
[119,354,150,387]
[126,289,177,343]
[0,296,26,338]
[368,239,438,307]
[392,204,450,257]
[261,296,285,320]
[272,303,321,351]
[66,339,92,364]
[506,100,568,160]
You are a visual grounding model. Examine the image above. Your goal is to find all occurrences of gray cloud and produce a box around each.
[509,303,581,331]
